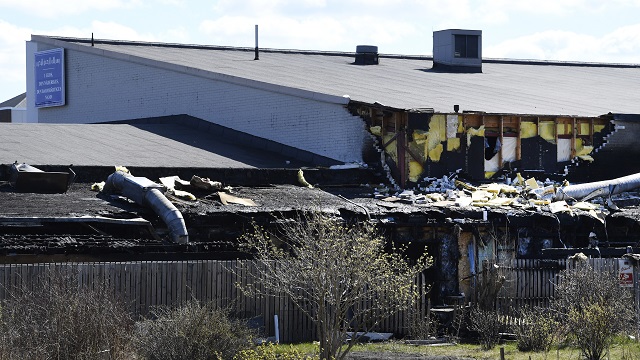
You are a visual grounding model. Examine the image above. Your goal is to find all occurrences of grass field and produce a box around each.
[276,338,640,359]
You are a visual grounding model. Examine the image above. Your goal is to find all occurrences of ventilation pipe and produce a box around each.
[104,171,188,244]
[254,25,259,60]
[554,172,640,201]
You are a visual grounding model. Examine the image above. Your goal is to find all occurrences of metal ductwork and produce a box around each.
[104,171,188,244]
[554,172,640,202]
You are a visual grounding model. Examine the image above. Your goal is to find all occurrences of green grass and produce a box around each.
[276,338,640,359]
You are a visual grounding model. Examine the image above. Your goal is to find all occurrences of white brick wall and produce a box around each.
[32,45,367,163]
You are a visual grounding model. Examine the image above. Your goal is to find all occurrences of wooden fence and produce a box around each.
[491,257,629,317]
[0,260,429,343]
[494,258,566,312]
[0,258,629,342]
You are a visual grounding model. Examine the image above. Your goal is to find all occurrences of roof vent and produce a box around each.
[355,45,379,65]
[433,29,482,73]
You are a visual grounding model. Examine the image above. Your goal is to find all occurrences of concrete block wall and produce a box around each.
[29,43,368,164]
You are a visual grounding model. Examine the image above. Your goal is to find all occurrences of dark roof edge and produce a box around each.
[44,35,640,69]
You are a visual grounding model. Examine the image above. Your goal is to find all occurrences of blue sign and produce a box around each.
[34,48,65,108]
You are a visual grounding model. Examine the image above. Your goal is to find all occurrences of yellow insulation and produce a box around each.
[539,121,556,142]
[407,130,428,163]
[91,182,105,192]
[579,123,590,135]
[520,121,537,139]
[575,138,593,156]
[413,129,428,144]
[575,138,594,162]
[115,166,130,174]
[383,133,398,164]
[594,124,606,133]
[409,161,423,182]
[556,123,570,136]
[370,126,382,136]
[447,137,461,151]
[429,143,444,162]
[466,125,485,147]
[426,115,446,156]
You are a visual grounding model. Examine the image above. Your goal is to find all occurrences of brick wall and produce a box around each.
[35,47,368,163]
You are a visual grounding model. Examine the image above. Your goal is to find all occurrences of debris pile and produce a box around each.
[373,170,640,221]
[152,174,257,207]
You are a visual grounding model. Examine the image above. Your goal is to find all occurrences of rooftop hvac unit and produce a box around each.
[433,29,482,73]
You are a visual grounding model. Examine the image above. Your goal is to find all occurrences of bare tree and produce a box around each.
[240,212,432,360]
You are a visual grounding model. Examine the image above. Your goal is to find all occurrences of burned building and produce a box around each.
[3,120,640,307]
[24,31,640,185]
[4,30,640,309]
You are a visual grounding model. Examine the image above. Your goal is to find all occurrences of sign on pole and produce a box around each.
[34,48,65,108]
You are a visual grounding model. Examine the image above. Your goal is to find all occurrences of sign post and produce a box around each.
[34,48,65,108]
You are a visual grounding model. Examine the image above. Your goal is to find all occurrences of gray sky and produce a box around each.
[2,0,640,102]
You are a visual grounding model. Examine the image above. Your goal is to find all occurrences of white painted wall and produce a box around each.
[27,42,368,163]
[11,109,27,123]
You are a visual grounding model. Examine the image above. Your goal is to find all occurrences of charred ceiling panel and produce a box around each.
[465,136,485,180]
[525,138,558,174]
[444,144,466,176]
[407,112,431,131]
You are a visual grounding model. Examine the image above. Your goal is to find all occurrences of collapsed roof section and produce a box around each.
[350,104,633,186]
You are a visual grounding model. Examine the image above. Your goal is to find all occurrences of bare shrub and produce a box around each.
[0,268,134,360]
[468,307,501,350]
[407,310,437,340]
[133,300,255,360]
[551,262,636,360]
[240,212,432,360]
[513,306,558,352]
